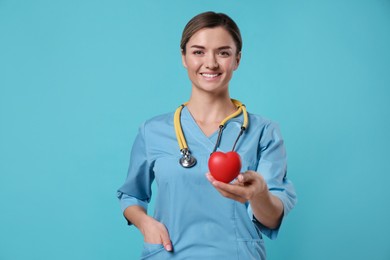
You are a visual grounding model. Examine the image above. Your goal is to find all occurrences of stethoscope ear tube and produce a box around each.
[231,126,245,152]
[212,125,225,153]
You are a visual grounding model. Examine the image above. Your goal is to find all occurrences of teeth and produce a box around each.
[202,73,219,78]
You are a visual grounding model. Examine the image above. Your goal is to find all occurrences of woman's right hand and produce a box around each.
[124,205,173,252]
[139,216,173,251]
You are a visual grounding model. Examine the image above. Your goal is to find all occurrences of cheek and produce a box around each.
[186,59,201,72]
[222,60,238,72]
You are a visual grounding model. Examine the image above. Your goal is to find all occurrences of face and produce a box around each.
[181,27,241,95]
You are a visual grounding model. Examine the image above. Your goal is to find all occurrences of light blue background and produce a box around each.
[1,1,389,259]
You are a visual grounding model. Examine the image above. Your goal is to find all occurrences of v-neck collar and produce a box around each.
[180,106,244,152]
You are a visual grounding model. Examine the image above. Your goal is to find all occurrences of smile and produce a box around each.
[200,73,221,78]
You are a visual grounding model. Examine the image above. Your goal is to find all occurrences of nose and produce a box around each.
[205,54,219,69]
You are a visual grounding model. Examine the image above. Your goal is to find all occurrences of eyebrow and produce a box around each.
[190,45,233,50]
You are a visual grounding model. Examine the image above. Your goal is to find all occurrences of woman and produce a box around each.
[117,11,296,259]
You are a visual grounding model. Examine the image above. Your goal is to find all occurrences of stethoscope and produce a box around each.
[174,99,249,168]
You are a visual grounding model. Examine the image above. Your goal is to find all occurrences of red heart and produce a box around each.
[208,151,242,183]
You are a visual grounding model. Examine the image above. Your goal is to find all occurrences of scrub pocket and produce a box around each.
[140,242,165,259]
[237,239,265,260]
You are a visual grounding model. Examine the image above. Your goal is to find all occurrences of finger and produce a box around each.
[207,172,243,186]
[214,186,247,203]
[212,180,246,196]
[206,173,234,187]
[238,171,256,183]
[207,174,250,202]
[213,179,243,193]
[213,180,252,200]
[235,174,245,184]
[205,172,216,183]
[160,226,173,251]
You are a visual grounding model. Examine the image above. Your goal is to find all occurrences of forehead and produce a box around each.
[187,27,236,50]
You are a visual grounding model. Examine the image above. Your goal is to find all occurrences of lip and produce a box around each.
[200,72,222,80]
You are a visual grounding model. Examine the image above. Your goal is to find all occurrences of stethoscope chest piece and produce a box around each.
[179,149,197,168]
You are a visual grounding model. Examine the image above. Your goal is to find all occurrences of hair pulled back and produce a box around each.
[180,11,242,55]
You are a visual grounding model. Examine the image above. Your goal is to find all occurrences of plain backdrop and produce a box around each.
[1,0,389,259]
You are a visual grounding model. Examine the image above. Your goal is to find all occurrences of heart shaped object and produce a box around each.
[208,151,242,183]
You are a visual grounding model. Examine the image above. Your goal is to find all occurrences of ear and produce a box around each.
[233,52,241,71]
[181,49,188,69]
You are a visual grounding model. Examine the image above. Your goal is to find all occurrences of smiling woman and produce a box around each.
[181,27,241,102]
[117,11,296,259]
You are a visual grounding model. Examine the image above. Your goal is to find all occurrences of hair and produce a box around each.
[180,11,242,55]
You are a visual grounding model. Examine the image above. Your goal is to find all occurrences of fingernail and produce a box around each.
[165,244,172,251]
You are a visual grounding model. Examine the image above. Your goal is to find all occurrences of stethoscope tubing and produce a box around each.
[174,99,249,168]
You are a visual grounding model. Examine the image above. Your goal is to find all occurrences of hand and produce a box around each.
[206,170,268,203]
[139,216,172,251]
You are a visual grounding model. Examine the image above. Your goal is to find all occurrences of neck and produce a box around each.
[186,92,237,125]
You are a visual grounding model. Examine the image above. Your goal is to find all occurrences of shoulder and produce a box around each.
[145,111,174,125]
[138,111,175,134]
[247,112,279,132]
[246,112,284,146]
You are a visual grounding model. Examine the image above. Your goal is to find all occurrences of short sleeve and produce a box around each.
[116,123,155,224]
[248,122,297,239]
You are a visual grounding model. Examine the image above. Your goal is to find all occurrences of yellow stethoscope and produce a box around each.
[174,99,249,168]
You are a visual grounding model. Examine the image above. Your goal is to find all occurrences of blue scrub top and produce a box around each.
[117,107,297,260]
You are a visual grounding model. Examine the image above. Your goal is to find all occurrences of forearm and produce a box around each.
[123,205,151,231]
[250,191,284,229]
[206,171,284,229]
[124,205,172,250]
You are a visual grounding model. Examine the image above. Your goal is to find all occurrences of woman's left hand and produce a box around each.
[206,170,284,228]
[206,170,268,203]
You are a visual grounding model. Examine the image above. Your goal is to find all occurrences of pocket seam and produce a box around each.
[140,243,165,259]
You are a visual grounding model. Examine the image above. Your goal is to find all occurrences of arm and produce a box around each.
[124,205,172,251]
[206,171,283,229]
[206,121,296,233]
[248,177,284,229]
[117,123,172,251]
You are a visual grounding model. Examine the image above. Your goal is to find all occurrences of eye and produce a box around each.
[219,51,231,57]
[193,50,204,55]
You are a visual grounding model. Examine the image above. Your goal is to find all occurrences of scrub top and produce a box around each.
[117,106,297,260]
